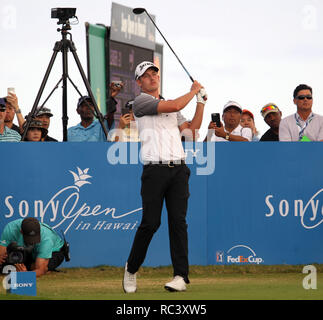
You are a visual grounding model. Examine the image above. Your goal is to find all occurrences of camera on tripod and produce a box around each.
[51,7,76,25]
[6,242,33,265]
[22,7,108,142]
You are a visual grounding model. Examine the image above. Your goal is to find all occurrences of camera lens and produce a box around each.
[8,251,24,264]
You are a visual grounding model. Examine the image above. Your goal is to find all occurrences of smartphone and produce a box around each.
[121,107,130,115]
[211,113,221,127]
[7,87,15,94]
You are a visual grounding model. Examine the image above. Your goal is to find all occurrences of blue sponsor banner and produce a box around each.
[0,142,322,267]
[208,142,323,266]
[8,272,37,296]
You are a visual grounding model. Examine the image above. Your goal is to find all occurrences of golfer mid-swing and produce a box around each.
[123,61,207,293]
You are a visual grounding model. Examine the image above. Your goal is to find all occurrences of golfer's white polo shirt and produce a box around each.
[133,93,187,162]
[279,112,323,141]
[210,124,252,142]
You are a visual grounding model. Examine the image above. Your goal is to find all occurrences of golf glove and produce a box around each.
[197,88,207,104]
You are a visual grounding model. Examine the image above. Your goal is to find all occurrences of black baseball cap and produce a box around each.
[21,218,41,245]
[77,96,94,109]
[0,97,7,108]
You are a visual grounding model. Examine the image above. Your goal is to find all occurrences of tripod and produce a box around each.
[22,21,108,141]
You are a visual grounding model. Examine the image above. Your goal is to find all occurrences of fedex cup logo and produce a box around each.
[216,245,264,265]
[226,245,263,264]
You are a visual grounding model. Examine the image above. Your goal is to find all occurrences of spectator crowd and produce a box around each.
[1,83,322,143]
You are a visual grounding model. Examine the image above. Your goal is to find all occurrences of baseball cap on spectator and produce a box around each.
[23,120,48,138]
[36,107,53,117]
[223,101,242,113]
[21,217,41,245]
[135,61,159,80]
[77,96,94,109]
[261,103,280,119]
[242,109,254,119]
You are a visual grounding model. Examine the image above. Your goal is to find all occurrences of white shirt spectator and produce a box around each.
[210,124,252,142]
[279,112,323,141]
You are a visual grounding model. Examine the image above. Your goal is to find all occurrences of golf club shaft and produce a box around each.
[144,11,194,83]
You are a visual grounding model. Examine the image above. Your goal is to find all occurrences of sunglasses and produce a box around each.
[0,107,6,112]
[296,95,312,100]
[261,105,278,114]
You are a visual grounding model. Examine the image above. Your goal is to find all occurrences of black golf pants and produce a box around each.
[127,164,191,283]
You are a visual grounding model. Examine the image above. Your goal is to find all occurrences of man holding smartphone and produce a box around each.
[205,101,252,142]
[0,97,21,142]
[122,61,207,293]
[3,88,25,134]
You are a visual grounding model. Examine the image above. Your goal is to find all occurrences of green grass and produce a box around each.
[0,265,322,300]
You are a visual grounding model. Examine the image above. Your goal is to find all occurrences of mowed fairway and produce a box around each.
[0,265,322,300]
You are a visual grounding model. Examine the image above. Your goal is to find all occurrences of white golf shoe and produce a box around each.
[164,275,187,292]
[122,262,137,293]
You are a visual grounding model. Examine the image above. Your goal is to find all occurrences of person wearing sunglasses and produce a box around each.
[259,103,282,141]
[0,98,21,142]
[279,84,323,141]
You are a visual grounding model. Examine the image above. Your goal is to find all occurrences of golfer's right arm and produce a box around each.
[157,81,202,113]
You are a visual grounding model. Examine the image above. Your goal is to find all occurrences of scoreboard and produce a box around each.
[86,3,163,120]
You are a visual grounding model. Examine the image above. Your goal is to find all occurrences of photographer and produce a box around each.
[0,218,69,277]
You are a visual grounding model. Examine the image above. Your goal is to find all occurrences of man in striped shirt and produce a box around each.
[0,98,21,142]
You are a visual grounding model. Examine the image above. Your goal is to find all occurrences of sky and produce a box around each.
[1,0,323,141]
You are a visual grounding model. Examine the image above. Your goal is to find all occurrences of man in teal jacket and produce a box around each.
[0,218,67,277]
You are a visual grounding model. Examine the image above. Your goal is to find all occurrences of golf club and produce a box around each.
[133,7,195,83]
